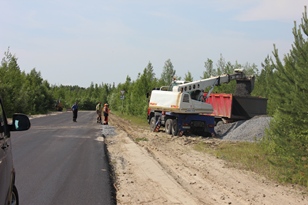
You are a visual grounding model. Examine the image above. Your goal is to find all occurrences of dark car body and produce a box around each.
[0,98,30,205]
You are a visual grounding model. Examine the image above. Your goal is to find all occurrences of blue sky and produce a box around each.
[1,0,307,87]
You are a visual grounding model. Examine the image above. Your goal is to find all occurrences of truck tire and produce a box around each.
[150,117,156,131]
[165,119,172,134]
[171,119,178,136]
[202,129,211,137]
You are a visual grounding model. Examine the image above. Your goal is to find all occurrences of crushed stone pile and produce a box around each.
[101,125,117,137]
[214,116,272,142]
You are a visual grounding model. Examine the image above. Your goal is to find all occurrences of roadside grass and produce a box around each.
[193,141,306,187]
[135,137,149,142]
[111,111,148,128]
[195,142,268,173]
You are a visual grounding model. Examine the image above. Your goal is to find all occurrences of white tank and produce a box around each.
[149,90,213,114]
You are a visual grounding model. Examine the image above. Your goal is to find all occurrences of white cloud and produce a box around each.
[235,0,307,22]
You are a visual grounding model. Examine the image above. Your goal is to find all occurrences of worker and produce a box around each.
[96,102,102,123]
[103,103,110,125]
[71,101,78,122]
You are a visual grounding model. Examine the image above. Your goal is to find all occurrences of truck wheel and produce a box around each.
[202,130,211,137]
[171,119,178,136]
[165,119,172,134]
[150,117,156,131]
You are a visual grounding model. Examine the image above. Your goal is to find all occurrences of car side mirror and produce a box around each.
[9,114,31,131]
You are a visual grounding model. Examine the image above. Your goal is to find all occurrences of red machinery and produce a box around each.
[204,93,267,125]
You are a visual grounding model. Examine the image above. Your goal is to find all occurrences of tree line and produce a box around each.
[0,51,260,117]
[1,6,307,187]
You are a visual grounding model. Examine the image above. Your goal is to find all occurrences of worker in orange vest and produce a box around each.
[103,103,110,125]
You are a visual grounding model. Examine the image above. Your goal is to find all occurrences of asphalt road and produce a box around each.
[10,111,115,205]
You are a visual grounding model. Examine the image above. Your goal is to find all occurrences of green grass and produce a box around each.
[111,111,149,128]
[135,137,149,142]
[195,142,272,174]
[193,141,308,189]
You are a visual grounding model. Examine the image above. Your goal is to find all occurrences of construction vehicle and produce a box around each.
[147,69,254,136]
[204,93,267,125]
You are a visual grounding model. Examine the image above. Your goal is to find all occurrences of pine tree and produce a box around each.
[184,71,193,82]
[160,59,175,85]
[144,61,157,92]
[202,58,216,79]
[252,56,276,115]
[267,6,308,186]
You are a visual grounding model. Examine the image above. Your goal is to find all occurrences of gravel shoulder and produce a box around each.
[104,113,307,205]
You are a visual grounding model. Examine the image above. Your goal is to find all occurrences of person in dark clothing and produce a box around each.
[71,102,78,122]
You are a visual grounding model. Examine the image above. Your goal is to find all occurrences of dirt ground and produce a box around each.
[104,113,307,205]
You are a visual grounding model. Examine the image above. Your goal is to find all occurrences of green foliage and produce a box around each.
[0,48,54,116]
[135,137,148,142]
[202,58,215,78]
[184,71,193,82]
[0,48,261,117]
[201,54,259,94]
[108,76,132,114]
[24,69,54,114]
[127,63,156,116]
[159,59,175,85]
[262,6,308,186]
[106,62,160,117]
[252,56,276,115]
[49,83,113,111]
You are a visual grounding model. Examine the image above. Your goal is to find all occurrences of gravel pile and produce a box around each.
[214,116,272,142]
[101,125,117,137]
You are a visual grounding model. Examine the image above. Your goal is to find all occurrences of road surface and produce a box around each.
[11,111,115,205]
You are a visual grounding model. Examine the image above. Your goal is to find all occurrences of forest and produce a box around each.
[1,7,307,187]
